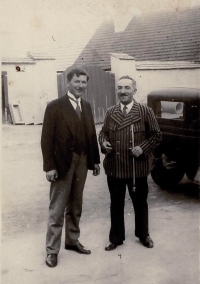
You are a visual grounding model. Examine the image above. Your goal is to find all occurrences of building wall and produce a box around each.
[111,55,137,82]
[2,59,58,124]
[110,54,200,104]
[135,68,200,103]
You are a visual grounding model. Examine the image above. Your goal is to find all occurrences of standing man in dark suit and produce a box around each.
[41,68,100,268]
[99,76,161,251]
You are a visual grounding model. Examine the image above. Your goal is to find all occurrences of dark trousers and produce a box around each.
[107,176,149,244]
[46,152,88,255]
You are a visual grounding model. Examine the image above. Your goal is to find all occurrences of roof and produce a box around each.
[49,32,97,72]
[2,29,96,72]
[110,53,135,60]
[2,57,36,64]
[27,52,55,60]
[136,61,200,70]
[2,52,55,64]
[75,6,200,69]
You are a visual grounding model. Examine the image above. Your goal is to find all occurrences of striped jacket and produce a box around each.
[98,101,162,178]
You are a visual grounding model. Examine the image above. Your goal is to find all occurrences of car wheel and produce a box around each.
[151,158,185,188]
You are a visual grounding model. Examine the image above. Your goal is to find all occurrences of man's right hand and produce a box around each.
[102,141,113,153]
[46,169,58,182]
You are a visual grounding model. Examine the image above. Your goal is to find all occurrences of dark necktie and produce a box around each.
[122,105,128,117]
[68,96,82,120]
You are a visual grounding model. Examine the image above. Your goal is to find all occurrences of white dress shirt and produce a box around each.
[68,91,82,111]
[120,100,134,114]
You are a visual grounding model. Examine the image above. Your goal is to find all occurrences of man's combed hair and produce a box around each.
[118,75,136,87]
[67,68,89,82]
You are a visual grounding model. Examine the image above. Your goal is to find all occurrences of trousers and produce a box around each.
[107,176,149,244]
[46,152,88,254]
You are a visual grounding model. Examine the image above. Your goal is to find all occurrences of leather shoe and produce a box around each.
[46,254,57,268]
[65,242,91,254]
[105,242,123,251]
[139,235,154,248]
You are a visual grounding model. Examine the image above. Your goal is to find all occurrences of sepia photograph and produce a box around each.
[1,0,200,283]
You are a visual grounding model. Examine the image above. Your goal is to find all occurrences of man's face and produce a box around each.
[67,74,88,99]
[116,78,137,105]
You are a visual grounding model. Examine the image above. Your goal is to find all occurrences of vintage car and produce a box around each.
[147,87,200,187]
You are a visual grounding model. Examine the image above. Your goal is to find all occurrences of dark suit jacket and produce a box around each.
[41,94,100,178]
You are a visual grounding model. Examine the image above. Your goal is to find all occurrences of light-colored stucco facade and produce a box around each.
[110,53,200,104]
[2,56,58,124]
[136,68,200,103]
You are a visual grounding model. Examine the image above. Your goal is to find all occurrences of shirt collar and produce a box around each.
[120,100,134,112]
[68,91,81,103]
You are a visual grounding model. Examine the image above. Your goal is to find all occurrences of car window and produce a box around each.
[156,101,185,121]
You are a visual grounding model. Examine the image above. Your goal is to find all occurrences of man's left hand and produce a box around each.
[129,146,143,157]
[93,164,100,176]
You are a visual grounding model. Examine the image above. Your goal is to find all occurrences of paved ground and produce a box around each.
[1,124,200,284]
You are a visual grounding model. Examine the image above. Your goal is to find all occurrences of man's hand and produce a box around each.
[46,169,58,182]
[129,146,143,157]
[93,164,100,176]
[102,141,113,153]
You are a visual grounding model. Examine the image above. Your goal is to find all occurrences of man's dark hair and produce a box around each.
[67,68,89,82]
[118,75,136,87]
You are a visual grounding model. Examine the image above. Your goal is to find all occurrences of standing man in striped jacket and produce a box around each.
[99,76,162,251]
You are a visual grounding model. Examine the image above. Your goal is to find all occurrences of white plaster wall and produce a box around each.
[111,56,136,82]
[111,55,137,103]
[3,63,35,101]
[110,56,119,79]
[31,60,58,124]
[110,56,200,104]
[135,68,200,103]
[2,60,58,124]
[3,63,36,124]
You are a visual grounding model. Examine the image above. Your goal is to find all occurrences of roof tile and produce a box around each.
[75,7,200,69]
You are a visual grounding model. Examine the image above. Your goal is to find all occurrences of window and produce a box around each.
[156,101,185,121]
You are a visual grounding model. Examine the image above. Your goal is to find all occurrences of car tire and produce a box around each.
[151,163,185,188]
